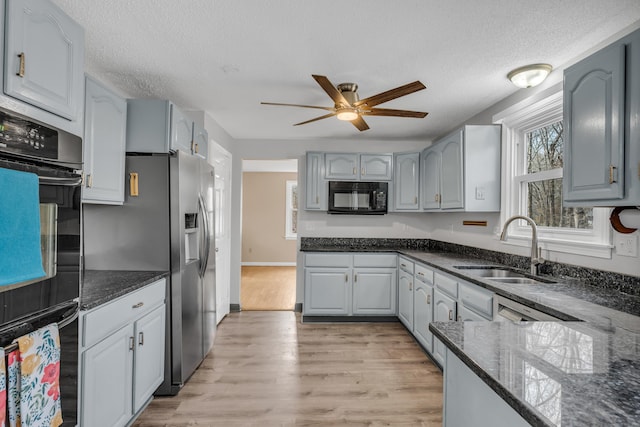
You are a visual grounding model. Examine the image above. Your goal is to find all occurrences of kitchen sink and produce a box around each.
[453,266,556,284]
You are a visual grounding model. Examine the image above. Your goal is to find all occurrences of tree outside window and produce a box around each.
[285,180,297,239]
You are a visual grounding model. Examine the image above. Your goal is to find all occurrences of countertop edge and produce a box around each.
[81,270,169,311]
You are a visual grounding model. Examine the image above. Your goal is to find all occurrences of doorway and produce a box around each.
[240,159,298,311]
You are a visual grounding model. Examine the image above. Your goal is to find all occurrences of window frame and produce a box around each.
[285,180,298,240]
[494,91,612,258]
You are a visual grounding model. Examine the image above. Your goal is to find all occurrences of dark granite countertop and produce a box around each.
[81,270,169,311]
[429,321,640,427]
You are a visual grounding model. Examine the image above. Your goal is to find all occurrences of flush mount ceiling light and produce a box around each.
[507,64,552,88]
[336,107,359,121]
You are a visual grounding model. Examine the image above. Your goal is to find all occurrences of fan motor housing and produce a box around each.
[337,83,359,106]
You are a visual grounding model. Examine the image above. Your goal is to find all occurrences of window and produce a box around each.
[285,180,298,240]
[495,92,611,258]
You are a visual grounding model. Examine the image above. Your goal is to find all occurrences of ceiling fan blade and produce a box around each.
[351,116,370,131]
[361,108,428,118]
[293,112,337,126]
[354,81,426,108]
[261,102,334,112]
[312,75,351,107]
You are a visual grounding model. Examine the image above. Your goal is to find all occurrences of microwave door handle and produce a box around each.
[352,190,357,210]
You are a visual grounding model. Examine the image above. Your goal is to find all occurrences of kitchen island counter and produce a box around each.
[81,270,169,310]
[430,320,640,426]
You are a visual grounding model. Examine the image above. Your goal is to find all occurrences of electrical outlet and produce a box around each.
[475,186,485,200]
[614,234,638,257]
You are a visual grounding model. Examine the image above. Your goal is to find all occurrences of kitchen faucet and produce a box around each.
[499,215,544,275]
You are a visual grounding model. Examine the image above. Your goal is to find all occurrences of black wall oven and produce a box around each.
[328,181,388,214]
[0,108,82,426]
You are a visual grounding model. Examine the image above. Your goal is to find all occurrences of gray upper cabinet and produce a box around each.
[422,125,501,212]
[126,99,194,154]
[192,123,209,160]
[305,152,327,210]
[563,28,640,206]
[325,153,392,181]
[393,152,420,210]
[82,77,127,205]
[4,0,84,121]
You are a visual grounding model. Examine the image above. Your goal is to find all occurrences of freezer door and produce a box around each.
[199,159,217,357]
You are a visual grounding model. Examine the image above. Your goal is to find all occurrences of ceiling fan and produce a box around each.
[261,75,428,131]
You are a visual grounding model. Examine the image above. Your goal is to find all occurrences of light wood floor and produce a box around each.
[133,311,443,426]
[241,266,297,311]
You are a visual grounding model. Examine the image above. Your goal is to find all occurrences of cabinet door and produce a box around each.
[563,42,626,203]
[440,131,464,209]
[352,268,396,315]
[413,280,434,353]
[133,305,166,413]
[4,0,84,120]
[81,324,134,427]
[421,147,441,210]
[394,153,420,210]
[304,268,351,315]
[305,152,327,210]
[170,105,194,153]
[360,154,392,180]
[433,289,456,366]
[82,77,127,204]
[325,153,359,180]
[397,269,414,329]
[193,124,209,159]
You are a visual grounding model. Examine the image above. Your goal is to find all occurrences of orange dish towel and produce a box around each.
[8,324,63,427]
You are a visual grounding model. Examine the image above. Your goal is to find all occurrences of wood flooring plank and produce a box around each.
[132,312,443,426]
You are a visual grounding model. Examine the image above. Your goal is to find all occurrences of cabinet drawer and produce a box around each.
[398,257,414,273]
[82,279,166,348]
[414,263,433,283]
[305,253,351,267]
[434,272,458,298]
[353,253,397,268]
[459,282,493,319]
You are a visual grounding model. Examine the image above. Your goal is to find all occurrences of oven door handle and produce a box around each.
[39,175,83,186]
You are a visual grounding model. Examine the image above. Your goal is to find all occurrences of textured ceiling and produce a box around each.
[53,0,640,142]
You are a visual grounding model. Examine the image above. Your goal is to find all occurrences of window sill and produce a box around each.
[500,234,613,259]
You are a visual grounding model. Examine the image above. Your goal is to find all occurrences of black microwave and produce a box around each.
[328,181,388,214]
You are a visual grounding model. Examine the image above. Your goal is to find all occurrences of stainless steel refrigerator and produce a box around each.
[83,150,216,395]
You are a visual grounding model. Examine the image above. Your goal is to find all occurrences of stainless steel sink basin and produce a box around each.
[488,277,556,285]
[453,266,527,278]
[453,265,556,284]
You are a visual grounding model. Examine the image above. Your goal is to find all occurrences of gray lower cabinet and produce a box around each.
[412,264,434,353]
[303,253,397,317]
[433,288,457,367]
[80,279,166,427]
[444,349,529,427]
[82,76,127,204]
[563,28,640,206]
[397,257,414,329]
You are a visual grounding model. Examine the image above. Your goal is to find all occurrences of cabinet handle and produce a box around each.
[427,295,431,304]
[409,281,412,291]
[138,332,144,346]
[414,196,418,204]
[354,273,358,283]
[353,167,357,175]
[400,263,407,268]
[417,272,424,277]
[316,196,319,204]
[17,52,25,77]
[609,164,617,184]
[361,167,365,175]
[448,310,453,321]
[457,315,462,321]
[345,273,348,283]
[129,336,135,351]
[86,174,93,188]
[129,172,139,197]
[132,302,144,309]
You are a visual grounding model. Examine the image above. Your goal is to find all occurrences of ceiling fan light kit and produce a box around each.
[507,63,553,88]
[261,75,428,131]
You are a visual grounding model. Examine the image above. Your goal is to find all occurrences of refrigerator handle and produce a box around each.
[198,194,211,278]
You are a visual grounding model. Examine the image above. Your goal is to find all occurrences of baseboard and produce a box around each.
[301,315,399,323]
[241,262,297,266]
[230,303,241,312]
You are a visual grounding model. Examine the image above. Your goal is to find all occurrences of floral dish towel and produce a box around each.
[14,324,63,427]
[1,348,6,427]
[7,349,20,427]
